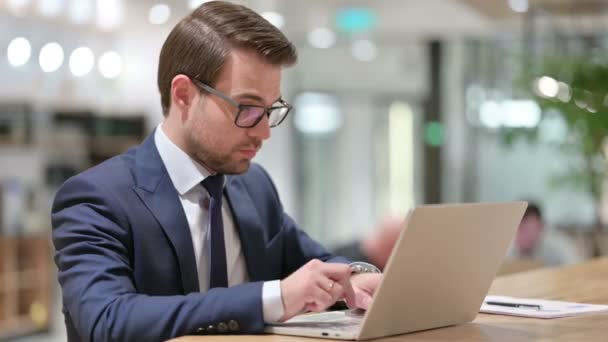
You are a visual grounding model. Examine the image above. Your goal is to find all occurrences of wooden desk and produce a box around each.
[172,257,608,341]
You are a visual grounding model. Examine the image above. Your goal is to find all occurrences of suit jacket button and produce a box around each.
[196,327,205,334]
[218,322,228,333]
[207,325,216,333]
[228,320,239,332]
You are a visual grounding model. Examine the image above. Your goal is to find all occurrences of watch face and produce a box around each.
[350,262,381,274]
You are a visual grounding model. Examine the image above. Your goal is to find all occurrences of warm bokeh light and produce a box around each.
[307,28,336,49]
[149,3,171,25]
[39,42,64,73]
[96,0,125,31]
[69,47,95,77]
[98,51,123,79]
[536,76,559,98]
[68,0,94,25]
[294,92,342,135]
[351,39,377,62]
[7,37,32,67]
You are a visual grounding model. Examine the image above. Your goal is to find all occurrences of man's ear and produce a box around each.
[170,74,197,118]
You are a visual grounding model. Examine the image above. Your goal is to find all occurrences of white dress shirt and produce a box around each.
[154,124,284,322]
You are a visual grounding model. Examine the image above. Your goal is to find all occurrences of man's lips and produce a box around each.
[239,148,258,158]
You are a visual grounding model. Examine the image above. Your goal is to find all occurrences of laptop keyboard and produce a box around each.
[309,320,361,332]
[274,311,363,332]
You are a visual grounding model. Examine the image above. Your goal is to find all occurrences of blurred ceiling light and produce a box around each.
[7,37,32,67]
[6,0,31,16]
[188,0,210,10]
[37,0,64,17]
[479,100,541,128]
[69,47,95,77]
[261,11,284,29]
[294,92,342,135]
[508,0,529,13]
[68,0,94,24]
[97,0,124,31]
[39,42,64,73]
[149,3,171,25]
[535,76,559,98]
[557,82,571,102]
[98,51,122,79]
[307,28,336,49]
[351,39,377,62]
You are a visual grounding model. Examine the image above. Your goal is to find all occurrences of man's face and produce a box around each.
[183,49,281,174]
[515,214,543,254]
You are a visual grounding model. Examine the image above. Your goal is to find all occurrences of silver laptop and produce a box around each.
[265,202,527,340]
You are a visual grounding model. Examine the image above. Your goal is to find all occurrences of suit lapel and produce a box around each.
[225,177,267,282]
[132,133,199,293]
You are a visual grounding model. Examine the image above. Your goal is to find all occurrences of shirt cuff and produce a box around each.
[262,280,285,323]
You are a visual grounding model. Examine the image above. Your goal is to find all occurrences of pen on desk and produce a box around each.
[485,301,542,310]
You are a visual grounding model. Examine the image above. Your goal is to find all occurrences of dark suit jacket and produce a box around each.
[51,132,347,342]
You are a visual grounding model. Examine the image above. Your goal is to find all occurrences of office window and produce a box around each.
[293,92,420,246]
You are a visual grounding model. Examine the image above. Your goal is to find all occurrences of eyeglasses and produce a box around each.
[190,78,292,128]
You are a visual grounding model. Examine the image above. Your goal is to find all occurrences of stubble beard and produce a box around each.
[184,128,251,175]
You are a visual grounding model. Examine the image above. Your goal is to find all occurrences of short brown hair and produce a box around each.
[157,0,298,116]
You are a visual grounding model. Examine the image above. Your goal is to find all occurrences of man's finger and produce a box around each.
[318,262,351,280]
[308,286,333,312]
[326,281,344,302]
[318,263,356,306]
[355,292,373,309]
[336,275,356,308]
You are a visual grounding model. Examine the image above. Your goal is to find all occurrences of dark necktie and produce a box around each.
[201,174,228,288]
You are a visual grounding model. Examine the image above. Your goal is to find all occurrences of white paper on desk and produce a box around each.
[481,295,608,319]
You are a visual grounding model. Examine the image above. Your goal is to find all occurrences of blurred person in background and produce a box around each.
[507,202,585,267]
[333,216,406,271]
[51,1,382,341]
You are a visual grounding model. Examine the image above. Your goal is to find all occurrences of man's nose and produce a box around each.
[248,114,271,141]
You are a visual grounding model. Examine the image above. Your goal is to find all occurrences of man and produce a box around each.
[333,216,405,271]
[508,202,584,267]
[51,2,382,341]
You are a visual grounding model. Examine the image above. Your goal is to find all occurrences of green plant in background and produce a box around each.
[503,56,608,256]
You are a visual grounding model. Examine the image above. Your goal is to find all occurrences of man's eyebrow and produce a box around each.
[233,93,283,105]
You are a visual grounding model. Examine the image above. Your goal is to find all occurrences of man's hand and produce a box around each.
[280,260,356,321]
[349,273,382,309]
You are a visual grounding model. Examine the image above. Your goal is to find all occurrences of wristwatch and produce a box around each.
[349,261,381,274]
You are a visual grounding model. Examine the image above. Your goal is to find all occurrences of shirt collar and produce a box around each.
[154,123,212,195]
